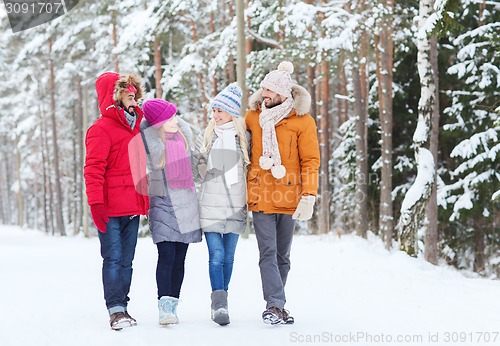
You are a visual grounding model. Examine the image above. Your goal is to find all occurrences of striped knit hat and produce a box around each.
[211,83,242,117]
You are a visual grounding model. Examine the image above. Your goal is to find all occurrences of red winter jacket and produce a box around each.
[84,72,149,217]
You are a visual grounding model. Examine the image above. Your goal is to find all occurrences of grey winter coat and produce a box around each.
[140,118,202,244]
[191,129,247,235]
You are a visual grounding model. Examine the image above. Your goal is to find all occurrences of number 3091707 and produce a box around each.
[5,2,63,14]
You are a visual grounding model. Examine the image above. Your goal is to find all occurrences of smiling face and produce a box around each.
[120,92,137,114]
[161,115,179,133]
[212,108,233,126]
[261,87,286,108]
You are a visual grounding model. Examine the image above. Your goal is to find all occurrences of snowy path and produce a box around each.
[1,225,499,346]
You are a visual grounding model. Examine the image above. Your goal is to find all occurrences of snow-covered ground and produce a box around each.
[1,225,499,346]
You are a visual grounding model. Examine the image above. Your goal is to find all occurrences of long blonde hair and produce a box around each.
[155,126,189,169]
[201,117,250,165]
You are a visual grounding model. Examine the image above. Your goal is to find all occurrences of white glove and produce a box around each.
[292,195,316,221]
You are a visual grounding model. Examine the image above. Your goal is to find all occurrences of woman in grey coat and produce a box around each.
[141,98,202,326]
[192,83,249,326]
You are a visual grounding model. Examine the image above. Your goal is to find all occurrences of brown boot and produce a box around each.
[262,306,283,325]
[109,312,132,331]
[124,311,137,326]
[282,309,294,325]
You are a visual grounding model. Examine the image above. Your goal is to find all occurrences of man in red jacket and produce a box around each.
[84,72,149,330]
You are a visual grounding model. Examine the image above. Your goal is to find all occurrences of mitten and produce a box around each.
[90,204,109,233]
[292,195,316,221]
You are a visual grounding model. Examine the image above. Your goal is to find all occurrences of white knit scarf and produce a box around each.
[208,121,239,187]
[259,97,293,178]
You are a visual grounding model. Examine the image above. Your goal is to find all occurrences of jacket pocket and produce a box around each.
[246,166,260,206]
[106,174,137,213]
[271,170,301,209]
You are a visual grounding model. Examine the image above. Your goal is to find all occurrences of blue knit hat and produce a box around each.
[211,83,242,117]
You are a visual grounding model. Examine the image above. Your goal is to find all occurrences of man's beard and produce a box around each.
[126,106,136,115]
[264,98,283,108]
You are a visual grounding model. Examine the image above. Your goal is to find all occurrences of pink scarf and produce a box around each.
[164,132,194,191]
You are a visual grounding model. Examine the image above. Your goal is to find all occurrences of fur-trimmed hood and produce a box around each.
[113,73,144,103]
[248,84,311,116]
[95,72,144,130]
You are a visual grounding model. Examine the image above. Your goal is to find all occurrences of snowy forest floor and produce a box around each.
[1,225,499,346]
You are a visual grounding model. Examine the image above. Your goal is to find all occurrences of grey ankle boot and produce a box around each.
[211,290,230,325]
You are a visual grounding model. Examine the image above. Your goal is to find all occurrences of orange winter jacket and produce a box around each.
[245,86,320,214]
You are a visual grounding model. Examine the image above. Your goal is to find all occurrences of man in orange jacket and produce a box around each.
[245,61,320,325]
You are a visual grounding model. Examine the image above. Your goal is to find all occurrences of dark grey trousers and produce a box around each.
[252,212,295,309]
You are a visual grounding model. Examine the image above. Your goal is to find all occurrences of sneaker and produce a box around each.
[262,306,283,325]
[109,312,132,331]
[282,309,294,325]
[124,311,137,326]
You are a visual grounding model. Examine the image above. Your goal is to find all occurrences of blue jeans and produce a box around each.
[156,241,189,299]
[98,216,139,315]
[205,232,239,291]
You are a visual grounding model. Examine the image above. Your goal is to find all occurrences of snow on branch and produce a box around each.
[247,29,283,50]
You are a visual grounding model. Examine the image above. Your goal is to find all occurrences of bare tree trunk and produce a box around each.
[305,0,317,120]
[473,217,485,273]
[48,38,66,236]
[374,0,394,248]
[246,0,252,71]
[14,134,23,226]
[112,11,119,73]
[210,12,218,98]
[82,84,89,237]
[352,0,369,237]
[42,116,55,234]
[425,34,439,264]
[317,0,331,234]
[2,134,13,224]
[397,0,436,256]
[154,36,163,98]
[236,0,247,115]
[307,64,317,119]
[0,149,4,224]
[318,55,330,234]
[337,55,348,127]
[39,105,50,233]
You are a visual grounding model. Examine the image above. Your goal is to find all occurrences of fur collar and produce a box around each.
[248,85,311,116]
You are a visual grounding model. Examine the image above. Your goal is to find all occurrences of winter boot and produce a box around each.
[109,312,133,331]
[211,290,230,325]
[281,309,295,325]
[158,296,179,325]
[124,311,137,326]
[262,306,283,325]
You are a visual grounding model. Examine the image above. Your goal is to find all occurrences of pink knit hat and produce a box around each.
[260,61,294,98]
[142,99,177,128]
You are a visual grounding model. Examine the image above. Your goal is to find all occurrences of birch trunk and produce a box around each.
[424,34,440,264]
[397,0,436,256]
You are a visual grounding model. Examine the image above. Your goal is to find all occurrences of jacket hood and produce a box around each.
[95,72,144,128]
[96,72,120,115]
[248,84,311,116]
